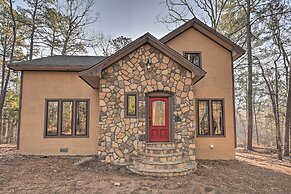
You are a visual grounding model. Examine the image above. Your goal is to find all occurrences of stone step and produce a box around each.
[144,146,179,155]
[127,161,197,177]
[145,142,177,148]
[139,151,183,162]
[133,158,190,170]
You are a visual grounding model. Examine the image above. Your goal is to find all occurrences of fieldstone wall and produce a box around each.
[98,44,196,163]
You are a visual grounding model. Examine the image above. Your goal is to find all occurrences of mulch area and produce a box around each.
[0,144,290,194]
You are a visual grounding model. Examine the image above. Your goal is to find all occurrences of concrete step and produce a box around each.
[139,151,183,162]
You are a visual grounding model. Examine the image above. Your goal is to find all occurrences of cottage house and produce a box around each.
[9,18,245,176]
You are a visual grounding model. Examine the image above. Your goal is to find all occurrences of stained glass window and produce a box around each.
[126,93,137,116]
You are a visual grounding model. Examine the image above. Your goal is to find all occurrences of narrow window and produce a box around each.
[46,101,59,136]
[184,52,201,67]
[76,101,88,136]
[61,101,73,136]
[211,100,224,135]
[197,99,225,136]
[197,100,210,135]
[125,93,138,117]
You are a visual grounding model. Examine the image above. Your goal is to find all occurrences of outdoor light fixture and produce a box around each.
[146,58,152,70]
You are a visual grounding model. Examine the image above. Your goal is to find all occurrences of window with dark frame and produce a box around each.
[45,99,89,137]
[197,99,224,136]
[125,93,138,117]
[184,52,201,67]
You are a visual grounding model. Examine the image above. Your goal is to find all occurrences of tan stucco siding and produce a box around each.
[166,27,235,159]
[20,71,99,155]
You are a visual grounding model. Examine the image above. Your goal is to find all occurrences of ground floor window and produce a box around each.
[125,92,138,117]
[197,99,224,136]
[45,99,89,137]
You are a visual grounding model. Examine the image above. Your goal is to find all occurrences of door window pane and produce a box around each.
[152,100,166,126]
[47,101,59,136]
[61,101,73,135]
[212,100,224,135]
[198,101,210,135]
[76,101,88,136]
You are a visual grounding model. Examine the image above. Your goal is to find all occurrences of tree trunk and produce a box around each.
[29,0,39,60]
[254,109,259,145]
[246,0,253,150]
[284,66,291,156]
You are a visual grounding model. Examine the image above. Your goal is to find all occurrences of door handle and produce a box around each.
[149,117,152,126]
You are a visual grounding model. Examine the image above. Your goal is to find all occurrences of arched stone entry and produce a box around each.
[97,43,196,163]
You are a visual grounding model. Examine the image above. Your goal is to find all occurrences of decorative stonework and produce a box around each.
[98,44,196,163]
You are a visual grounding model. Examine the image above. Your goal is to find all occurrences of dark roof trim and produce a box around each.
[160,18,245,60]
[8,64,92,71]
[79,33,206,88]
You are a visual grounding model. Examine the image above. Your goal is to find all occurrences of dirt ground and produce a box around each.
[0,145,290,194]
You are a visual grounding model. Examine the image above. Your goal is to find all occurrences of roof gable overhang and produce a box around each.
[160,18,246,60]
[79,33,206,89]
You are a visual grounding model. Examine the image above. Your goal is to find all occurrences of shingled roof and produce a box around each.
[8,55,107,71]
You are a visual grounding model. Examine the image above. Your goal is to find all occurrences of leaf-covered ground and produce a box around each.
[0,144,290,194]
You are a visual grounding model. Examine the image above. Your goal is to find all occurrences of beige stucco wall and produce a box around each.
[19,71,99,155]
[166,27,235,159]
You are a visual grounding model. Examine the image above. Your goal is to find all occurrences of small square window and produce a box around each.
[184,52,201,67]
[125,93,138,117]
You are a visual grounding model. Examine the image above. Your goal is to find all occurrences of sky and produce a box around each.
[13,0,178,55]
[14,0,173,39]
[92,0,172,39]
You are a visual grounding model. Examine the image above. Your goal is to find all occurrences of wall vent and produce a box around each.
[60,148,68,153]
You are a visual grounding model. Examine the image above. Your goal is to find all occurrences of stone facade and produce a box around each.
[98,44,196,163]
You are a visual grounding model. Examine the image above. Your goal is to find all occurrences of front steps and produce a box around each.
[127,143,197,177]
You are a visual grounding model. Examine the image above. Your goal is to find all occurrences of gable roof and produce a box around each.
[8,55,107,71]
[160,18,245,60]
[79,33,206,89]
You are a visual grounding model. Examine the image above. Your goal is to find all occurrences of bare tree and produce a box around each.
[52,0,99,55]
[17,0,46,60]
[0,0,17,142]
[246,0,253,150]
[90,33,113,56]
[158,0,229,30]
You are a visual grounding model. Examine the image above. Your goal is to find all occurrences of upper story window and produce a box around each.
[45,99,89,137]
[197,99,224,136]
[184,52,201,67]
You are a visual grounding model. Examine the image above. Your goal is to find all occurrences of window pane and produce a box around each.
[76,101,88,136]
[61,101,73,135]
[47,101,58,136]
[198,101,209,135]
[152,100,166,126]
[212,101,224,135]
[185,53,200,67]
[127,94,136,116]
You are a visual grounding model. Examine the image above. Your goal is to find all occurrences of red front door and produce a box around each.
[149,97,170,142]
